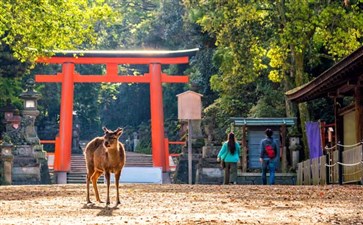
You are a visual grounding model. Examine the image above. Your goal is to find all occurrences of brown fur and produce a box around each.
[84,127,126,206]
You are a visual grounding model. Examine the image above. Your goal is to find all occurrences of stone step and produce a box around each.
[67,173,104,184]
[126,164,153,167]
[67,152,153,184]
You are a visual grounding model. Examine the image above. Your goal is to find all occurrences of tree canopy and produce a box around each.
[0,0,114,63]
[183,0,363,156]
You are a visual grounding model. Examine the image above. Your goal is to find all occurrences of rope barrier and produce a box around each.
[324,141,363,150]
[337,161,363,167]
[325,161,363,167]
[336,142,362,148]
[325,145,336,150]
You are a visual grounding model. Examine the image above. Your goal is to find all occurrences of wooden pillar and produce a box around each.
[334,97,344,184]
[334,97,344,145]
[149,63,166,171]
[355,86,363,142]
[54,63,74,173]
[164,138,170,172]
[281,124,287,173]
[241,125,247,172]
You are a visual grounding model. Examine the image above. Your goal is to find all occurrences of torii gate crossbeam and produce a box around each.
[35,49,198,182]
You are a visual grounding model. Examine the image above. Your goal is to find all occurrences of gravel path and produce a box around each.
[0,184,362,224]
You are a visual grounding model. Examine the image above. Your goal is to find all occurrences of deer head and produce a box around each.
[102,127,123,148]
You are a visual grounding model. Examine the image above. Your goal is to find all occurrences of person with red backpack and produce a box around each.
[259,128,278,185]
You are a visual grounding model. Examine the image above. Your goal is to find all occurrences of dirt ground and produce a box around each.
[0,184,362,225]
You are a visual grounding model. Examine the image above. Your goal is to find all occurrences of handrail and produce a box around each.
[40,140,56,144]
[168,141,185,145]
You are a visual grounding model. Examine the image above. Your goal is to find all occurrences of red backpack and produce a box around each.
[265,143,276,159]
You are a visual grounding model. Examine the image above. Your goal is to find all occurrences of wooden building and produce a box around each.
[286,46,363,146]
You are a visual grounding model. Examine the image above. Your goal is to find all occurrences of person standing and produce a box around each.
[259,128,278,185]
[217,132,241,185]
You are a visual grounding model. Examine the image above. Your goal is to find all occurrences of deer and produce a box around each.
[84,127,126,206]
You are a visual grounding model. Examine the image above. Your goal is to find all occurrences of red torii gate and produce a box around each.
[35,49,198,179]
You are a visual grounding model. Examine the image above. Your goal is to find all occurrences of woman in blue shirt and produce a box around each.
[217,132,240,184]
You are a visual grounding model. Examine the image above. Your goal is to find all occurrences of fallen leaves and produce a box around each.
[0,184,362,224]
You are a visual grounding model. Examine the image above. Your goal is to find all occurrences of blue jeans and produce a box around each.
[261,159,276,185]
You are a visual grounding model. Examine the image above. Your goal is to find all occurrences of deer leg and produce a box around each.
[91,171,103,203]
[114,170,122,206]
[86,170,93,204]
[104,171,111,206]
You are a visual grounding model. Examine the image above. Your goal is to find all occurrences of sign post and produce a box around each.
[177,91,202,184]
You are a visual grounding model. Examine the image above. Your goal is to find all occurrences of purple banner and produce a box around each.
[306,122,323,159]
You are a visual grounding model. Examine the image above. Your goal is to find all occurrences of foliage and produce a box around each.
[187,48,219,106]
[90,0,202,146]
[184,0,363,102]
[0,77,23,108]
[0,0,116,137]
[183,0,363,159]
[134,122,151,154]
[202,100,230,145]
[0,0,114,62]
[308,98,335,124]
[248,79,286,117]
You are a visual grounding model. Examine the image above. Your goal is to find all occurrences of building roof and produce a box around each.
[231,117,296,126]
[49,48,200,58]
[286,46,363,103]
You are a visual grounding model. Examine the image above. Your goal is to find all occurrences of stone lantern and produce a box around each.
[0,99,16,124]
[20,79,41,117]
[19,78,41,145]
[289,136,302,169]
[7,109,22,130]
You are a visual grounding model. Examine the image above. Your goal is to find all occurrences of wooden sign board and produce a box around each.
[177,91,203,120]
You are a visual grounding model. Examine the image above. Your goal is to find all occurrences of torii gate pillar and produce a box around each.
[55,63,75,175]
[149,63,165,169]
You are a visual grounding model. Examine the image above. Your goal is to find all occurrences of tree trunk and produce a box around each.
[293,50,310,160]
[283,71,296,118]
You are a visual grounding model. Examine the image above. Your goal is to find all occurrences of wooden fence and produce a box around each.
[297,145,363,185]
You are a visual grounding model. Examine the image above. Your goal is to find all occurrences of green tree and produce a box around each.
[0,0,116,137]
[0,0,114,62]
[183,0,363,159]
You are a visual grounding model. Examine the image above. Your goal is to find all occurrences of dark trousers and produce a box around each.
[223,162,237,184]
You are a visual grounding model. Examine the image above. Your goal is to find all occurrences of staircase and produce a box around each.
[66,151,153,184]
[124,152,153,167]
[67,154,104,184]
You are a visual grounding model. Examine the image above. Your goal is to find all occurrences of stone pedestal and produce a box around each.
[292,151,300,169]
[202,145,220,158]
[173,154,199,184]
[0,143,14,184]
[56,172,67,184]
[0,143,14,185]
[3,156,13,184]
[11,145,47,184]
[195,145,223,184]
